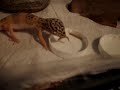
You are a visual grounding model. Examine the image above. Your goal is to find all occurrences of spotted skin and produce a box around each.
[25,14,67,38]
[42,18,66,38]
[0,13,67,49]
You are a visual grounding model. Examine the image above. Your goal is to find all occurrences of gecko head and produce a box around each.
[45,18,68,40]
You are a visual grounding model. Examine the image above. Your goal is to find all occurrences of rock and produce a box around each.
[0,0,50,12]
[68,0,120,27]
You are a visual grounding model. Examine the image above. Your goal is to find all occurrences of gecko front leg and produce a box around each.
[36,28,48,50]
[3,24,20,43]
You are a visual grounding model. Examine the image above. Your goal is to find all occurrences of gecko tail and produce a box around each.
[0,20,4,31]
[0,27,2,31]
[0,23,2,31]
[0,23,4,31]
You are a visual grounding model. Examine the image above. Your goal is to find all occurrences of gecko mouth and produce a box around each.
[58,35,69,41]
[65,36,69,41]
[57,36,69,43]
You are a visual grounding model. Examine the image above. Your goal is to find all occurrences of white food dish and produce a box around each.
[49,28,86,58]
[99,34,120,58]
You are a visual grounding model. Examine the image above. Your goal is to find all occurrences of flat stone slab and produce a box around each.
[0,0,120,90]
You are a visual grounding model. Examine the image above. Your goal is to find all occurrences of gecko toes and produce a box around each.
[8,38,20,44]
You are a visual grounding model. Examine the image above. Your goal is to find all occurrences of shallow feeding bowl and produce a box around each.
[99,34,120,58]
[49,28,88,58]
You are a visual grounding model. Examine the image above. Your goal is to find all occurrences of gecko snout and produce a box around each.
[57,35,69,43]
[65,36,69,41]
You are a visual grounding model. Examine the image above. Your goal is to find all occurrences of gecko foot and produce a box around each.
[43,46,49,50]
[8,38,20,44]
